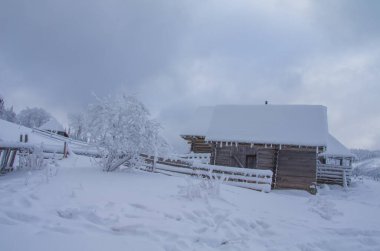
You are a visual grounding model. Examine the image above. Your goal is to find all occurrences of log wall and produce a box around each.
[211,144,275,170]
[275,149,316,190]
[182,136,212,154]
[209,143,317,190]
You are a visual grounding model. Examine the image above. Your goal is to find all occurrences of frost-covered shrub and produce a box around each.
[179,171,226,200]
[84,94,168,172]
[18,146,46,170]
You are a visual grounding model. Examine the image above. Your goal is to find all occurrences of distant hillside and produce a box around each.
[353,158,380,180]
[350,149,380,162]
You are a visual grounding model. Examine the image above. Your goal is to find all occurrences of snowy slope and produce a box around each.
[353,158,380,179]
[0,155,379,251]
[0,119,97,154]
[0,118,48,144]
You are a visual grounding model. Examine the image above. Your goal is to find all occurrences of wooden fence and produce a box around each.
[0,146,21,173]
[141,154,273,192]
[317,164,352,186]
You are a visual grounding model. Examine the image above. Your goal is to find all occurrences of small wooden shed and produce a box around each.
[39,118,68,137]
[182,105,329,191]
[317,134,355,185]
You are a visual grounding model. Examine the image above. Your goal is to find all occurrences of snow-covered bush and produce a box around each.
[17,107,52,128]
[179,171,226,200]
[85,94,168,172]
[68,112,87,140]
[18,146,46,170]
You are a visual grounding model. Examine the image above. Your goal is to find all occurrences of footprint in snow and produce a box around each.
[29,194,39,201]
[5,211,40,223]
[57,208,80,220]
[0,216,16,225]
[129,203,152,212]
[308,197,343,220]
[18,197,32,208]
[111,224,151,237]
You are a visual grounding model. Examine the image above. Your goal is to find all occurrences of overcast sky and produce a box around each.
[1,0,380,151]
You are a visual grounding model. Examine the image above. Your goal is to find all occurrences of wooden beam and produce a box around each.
[232,154,244,168]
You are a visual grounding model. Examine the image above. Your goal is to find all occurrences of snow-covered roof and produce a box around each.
[183,105,328,147]
[181,106,214,137]
[320,134,355,158]
[39,117,64,132]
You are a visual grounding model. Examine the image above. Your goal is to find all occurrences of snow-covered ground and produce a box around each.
[1,155,379,251]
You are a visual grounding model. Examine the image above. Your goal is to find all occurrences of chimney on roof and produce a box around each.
[265,100,268,105]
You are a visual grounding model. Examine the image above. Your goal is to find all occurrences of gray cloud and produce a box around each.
[1,0,379,150]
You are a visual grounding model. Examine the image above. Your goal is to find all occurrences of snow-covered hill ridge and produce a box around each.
[0,118,97,155]
[353,157,380,180]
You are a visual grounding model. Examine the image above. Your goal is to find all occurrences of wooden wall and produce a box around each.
[275,149,317,190]
[211,144,275,170]
[209,143,317,190]
[182,136,212,154]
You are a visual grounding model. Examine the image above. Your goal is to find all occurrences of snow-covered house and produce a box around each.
[39,118,68,137]
[181,105,349,191]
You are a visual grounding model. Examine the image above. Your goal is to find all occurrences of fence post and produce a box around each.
[342,169,348,190]
[63,142,68,158]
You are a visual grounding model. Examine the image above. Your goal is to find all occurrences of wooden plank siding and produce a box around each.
[256,149,276,170]
[275,150,317,190]
[210,144,276,170]
[209,143,317,191]
[181,136,212,154]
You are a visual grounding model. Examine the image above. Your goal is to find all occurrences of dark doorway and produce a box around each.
[246,155,257,169]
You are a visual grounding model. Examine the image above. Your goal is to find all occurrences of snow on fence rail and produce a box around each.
[317,164,352,186]
[32,128,90,147]
[175,153,211,164]
[140,154,273,192]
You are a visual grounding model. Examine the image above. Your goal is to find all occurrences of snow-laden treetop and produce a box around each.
[182,105,329,147]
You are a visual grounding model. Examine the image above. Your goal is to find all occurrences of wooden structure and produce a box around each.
[0,146,19,173]
[38,118,68,138]
[317,134,355,186]
[317,164,351,186]
[181,135,212,153]
[140,154,273,192]
[181,105,329,191]
[0,143,35,173]
[209,142,321,190]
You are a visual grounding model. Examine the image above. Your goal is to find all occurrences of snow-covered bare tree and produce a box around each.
[68,112,87,140]
[0,95,4,116]
[1,106,17,123]
[85,94,167,171]
[17,107,52,128]
[0,95,18,123]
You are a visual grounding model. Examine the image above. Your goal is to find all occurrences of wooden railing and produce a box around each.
[317,164,352,186]
[141,154,273,192]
